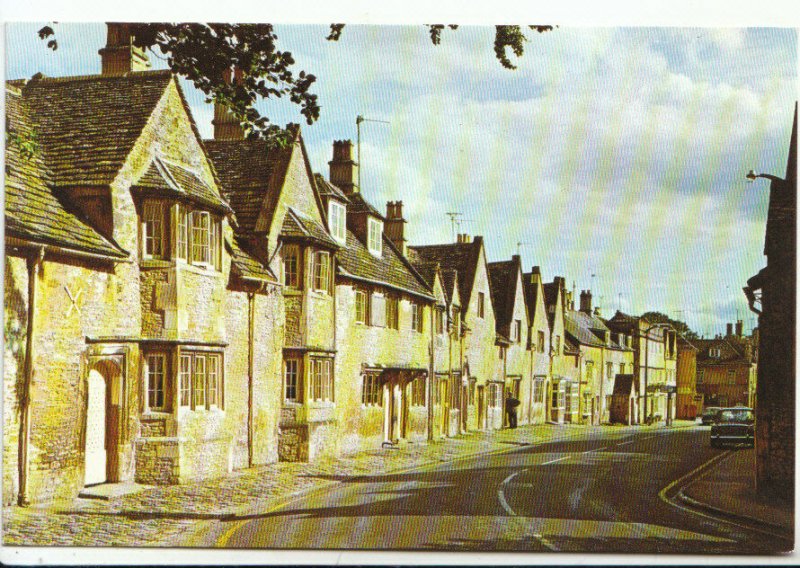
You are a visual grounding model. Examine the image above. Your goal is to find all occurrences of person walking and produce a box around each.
[505,389,521,429]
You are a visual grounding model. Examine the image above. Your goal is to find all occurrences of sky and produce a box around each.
[5,22,797,337]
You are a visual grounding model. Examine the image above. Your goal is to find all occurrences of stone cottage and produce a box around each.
[487,256,531,426]
[409,235,500,431]
[4,26,282,505]
[693,326,757,410]
[521,267,552,425]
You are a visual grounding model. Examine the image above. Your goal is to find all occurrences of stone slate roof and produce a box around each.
[281,208,339,248]
[14,70,174,187]
[313,173,349,203]
[542,282,560,328]
[564,336,580,355]
[205,138,293,234]
[347,191,385,220]
[441,270,458,306]
[487,259,521,338]
[5,85,127,258]
[133,157,231,213]
[565,310,632,351]
[337,229,433,300]
[227,236,276,283]
[694,337,754,365]
[408,238,484,315]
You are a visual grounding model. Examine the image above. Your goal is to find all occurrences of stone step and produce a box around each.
[78,482,150,501]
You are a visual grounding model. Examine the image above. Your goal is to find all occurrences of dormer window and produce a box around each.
[328,201,346,244]
[367,217,383,257]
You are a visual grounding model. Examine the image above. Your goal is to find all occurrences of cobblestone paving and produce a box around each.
[3,422,688,547]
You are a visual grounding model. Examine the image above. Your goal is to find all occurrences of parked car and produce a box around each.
[710,407,755,447]
[700,407,722,425]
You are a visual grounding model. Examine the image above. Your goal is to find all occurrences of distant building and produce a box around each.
[693,324,757,411]
[676,337,700,420]
[521,267,552,425]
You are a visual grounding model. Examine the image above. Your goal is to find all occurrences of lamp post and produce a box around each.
[642,322,674,425]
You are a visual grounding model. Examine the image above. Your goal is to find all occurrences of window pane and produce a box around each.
[194,355,206,407]
[176,205,188,260]
[192,212,210,264]
[144,202,166,258]
[179,354,192,407]
[147,354,165,410]
[208,355,219,406]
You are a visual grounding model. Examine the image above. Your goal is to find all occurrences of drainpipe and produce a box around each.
[18,247,43,506]
[247,291,255,467]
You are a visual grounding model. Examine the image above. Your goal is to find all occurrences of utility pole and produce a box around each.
[356,114,390,194]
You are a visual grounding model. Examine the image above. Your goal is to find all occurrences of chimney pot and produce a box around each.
[726,322,733,337]
[329,140,359,195]
[213,66,245,140]
[735,319,743,337]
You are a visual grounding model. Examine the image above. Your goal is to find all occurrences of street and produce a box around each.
[213,426,789,553]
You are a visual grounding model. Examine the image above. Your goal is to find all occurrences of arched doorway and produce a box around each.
[84,359,122,486]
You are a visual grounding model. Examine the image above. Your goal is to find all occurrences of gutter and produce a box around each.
[18,246,44,506]
[8,237,130,264]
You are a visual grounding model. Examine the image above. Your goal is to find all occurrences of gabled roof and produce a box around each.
[487,258,523,338]
[441,269,459,307]
[280,208,339,248]
[346,191,385,220]
[14,70,174,187]
[694,336,755,365]
[564,310,632,351]
[521,272,542,327]
[542,282,561,328]
[226,236,277,284]
[313,174,349,203]
[205,138,293,234]
[133,157,231,213]
[337,229,433,300]
[5,84,127,259]
[408,238,484,313]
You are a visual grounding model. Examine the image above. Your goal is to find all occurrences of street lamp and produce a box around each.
[746,170,784,184]
[642,322,674,425]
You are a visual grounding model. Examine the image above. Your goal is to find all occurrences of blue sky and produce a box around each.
[5,22,797,336]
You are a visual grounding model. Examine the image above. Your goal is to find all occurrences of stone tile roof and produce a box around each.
[408,238,484,314]
[281,208,339,248]
[5,85,127,258]
[542,282,559,328]
[133,157,231,213]
[521,273,545,328]
[204,138,292,234]
[441,270,458,306]
[227,236,277,283]
[337,229,433,300]
[313,174,349,203]
[487,259,520,338]
[15,70,174,187]
[347,191,384,220]
[564,336,580,355]
[565,310,631,351]
[694,337,754,365]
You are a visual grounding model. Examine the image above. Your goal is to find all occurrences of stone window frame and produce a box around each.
[411,302,424,333]
[533,376,546,403]
[435,306,445,335]
[283,244,301,289]
[355,288,370,325]
[142,200,167,259]
[284,357,301,403]
[362,373,382,407]
[312,250,331,294]
[177,350,225,412]
[367,217,383,257]
[175,203,189,261]
[145,352,168,412]
[537,330,546,353]
[410,377,426,407]
[488,383,503,408]
[309,357,334,403]
[512,319,522,343]
[477,292,485,319]
[451,306,461,334]
[328,200,347,244]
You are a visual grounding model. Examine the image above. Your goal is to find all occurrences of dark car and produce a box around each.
[700,406,722,425]
[710,407,755,447]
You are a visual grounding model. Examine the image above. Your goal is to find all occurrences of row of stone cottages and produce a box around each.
[3,26,677,505]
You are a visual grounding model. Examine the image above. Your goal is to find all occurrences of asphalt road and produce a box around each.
[216,425,790,553]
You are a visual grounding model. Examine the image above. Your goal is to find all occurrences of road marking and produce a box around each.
[582,446,607,454]
[541,455,570,465]
[616,440,634,446]
[497,471,524,516]
[532,532,559,551]
[658,450,793,543]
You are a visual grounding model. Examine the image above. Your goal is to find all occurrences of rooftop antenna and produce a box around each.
[446,212,462,242]
[516,241,533,255]
[356,115,390,193]
[618,292,622,312]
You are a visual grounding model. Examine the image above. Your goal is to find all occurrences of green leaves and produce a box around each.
[7,127,40,160]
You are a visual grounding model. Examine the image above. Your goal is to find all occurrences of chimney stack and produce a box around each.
[735,319,743,337]
[456,233,472,244]
[726,322,733,337]
[385,201,407,256]
[580,290,593,314]
[212,67,245,140]
[329,140,359,195]
[99,23,150,76]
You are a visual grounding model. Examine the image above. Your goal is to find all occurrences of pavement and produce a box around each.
[2,421,628,547]
[679,446,795,538]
